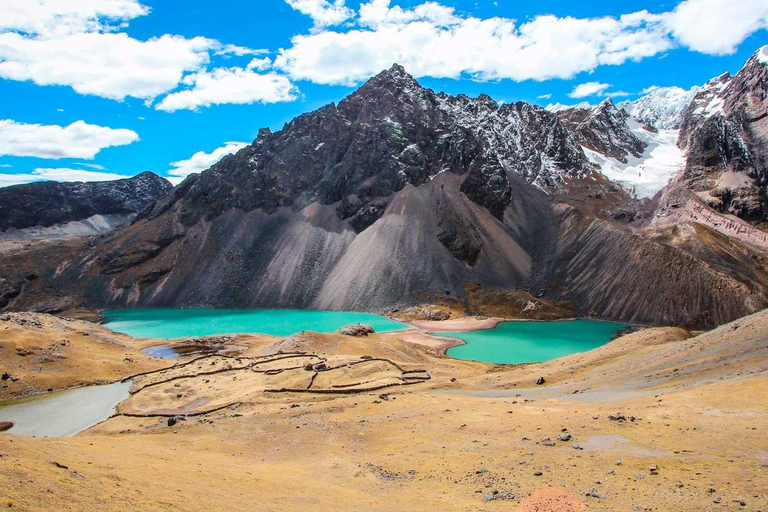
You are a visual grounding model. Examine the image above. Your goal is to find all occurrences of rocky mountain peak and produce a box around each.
[673,47,768,221]
[555,96,645,163]
[618,85,701,130]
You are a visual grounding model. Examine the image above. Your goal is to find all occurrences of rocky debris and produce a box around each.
[167,415,187,427]
[557,432,572,442]
[337,324,375,337]
[483,490,516,502]
[50,461,69,470]
[609,413,627,422]
[364,463,411,481]
[585,489,605,499]
[395,305,452,322]
[0,172,172,232]
[1,373,9,381]
[535,377,546,386]
[0,422,13,432]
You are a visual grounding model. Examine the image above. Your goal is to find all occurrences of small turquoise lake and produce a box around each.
[102,309,408,339]
[441,320,630,364]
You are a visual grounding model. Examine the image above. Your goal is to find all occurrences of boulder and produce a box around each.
[338,324,375,337]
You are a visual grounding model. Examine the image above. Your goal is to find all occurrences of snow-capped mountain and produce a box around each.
[674,46,768,221]
[555,99,646,164]
[4,57,768,328]
[545,102,592,113]
[618,86,701,130]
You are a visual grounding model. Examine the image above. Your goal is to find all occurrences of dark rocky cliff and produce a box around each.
[0,172,173,232]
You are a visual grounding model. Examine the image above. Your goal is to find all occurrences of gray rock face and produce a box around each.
[676,48,768,221]
[556,99,646,163]
[0,172,173,232]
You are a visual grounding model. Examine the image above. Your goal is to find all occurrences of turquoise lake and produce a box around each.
[441,319,630,364]
[102,309,408,339]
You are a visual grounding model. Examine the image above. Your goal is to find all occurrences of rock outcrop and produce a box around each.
[675,47,768,221]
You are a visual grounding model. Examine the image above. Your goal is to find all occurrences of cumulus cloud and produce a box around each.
[0,0,149,37]
[0,119,139,159]
[276,0,768,86]
[276,2,673,85]
[0,32,214,101]
[664,0,768,55]
[285,0,354,29]
[567,81,612,98]
[0,167,133,188]
[358,0,460,28]
[168,142,249,182]
[156,64,299,112]
[0,0,295,106]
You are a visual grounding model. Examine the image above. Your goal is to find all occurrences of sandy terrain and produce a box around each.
[1,311,768,511]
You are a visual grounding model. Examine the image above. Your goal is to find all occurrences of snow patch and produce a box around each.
[545,102,591,113]
[585,119,685,199]
[758,45,768,66]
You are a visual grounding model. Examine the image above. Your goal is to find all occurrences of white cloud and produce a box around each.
[276,4,673,85]
[276,0,768,86]
[537,93,552,99]
[73,162,107,170]
[0,119,139,159]
[285,0,354,29]
[213,43,267,57]
[168,142,249,181]
[568,81,612,98]
[0,32,215,101]
[155,65,299,112]
[664,0,768,55]
[0,167,132,188]
[0,0,149,38]
[358,0,460,28]
[0,0,295,106]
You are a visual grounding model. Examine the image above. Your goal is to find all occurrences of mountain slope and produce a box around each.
[0,172,173,238]
[674,47,768,222]
[556,99,646,163]
[618,86,700,130]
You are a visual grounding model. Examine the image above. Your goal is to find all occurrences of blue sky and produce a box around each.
[0,0,766,186]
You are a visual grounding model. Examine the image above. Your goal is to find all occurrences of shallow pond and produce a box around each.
[140,343,243,360]
[103,309,408,339]
[440,319,630,364]
[0,382,131,437]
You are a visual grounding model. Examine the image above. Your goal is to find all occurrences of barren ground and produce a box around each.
[1,310,767,511]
